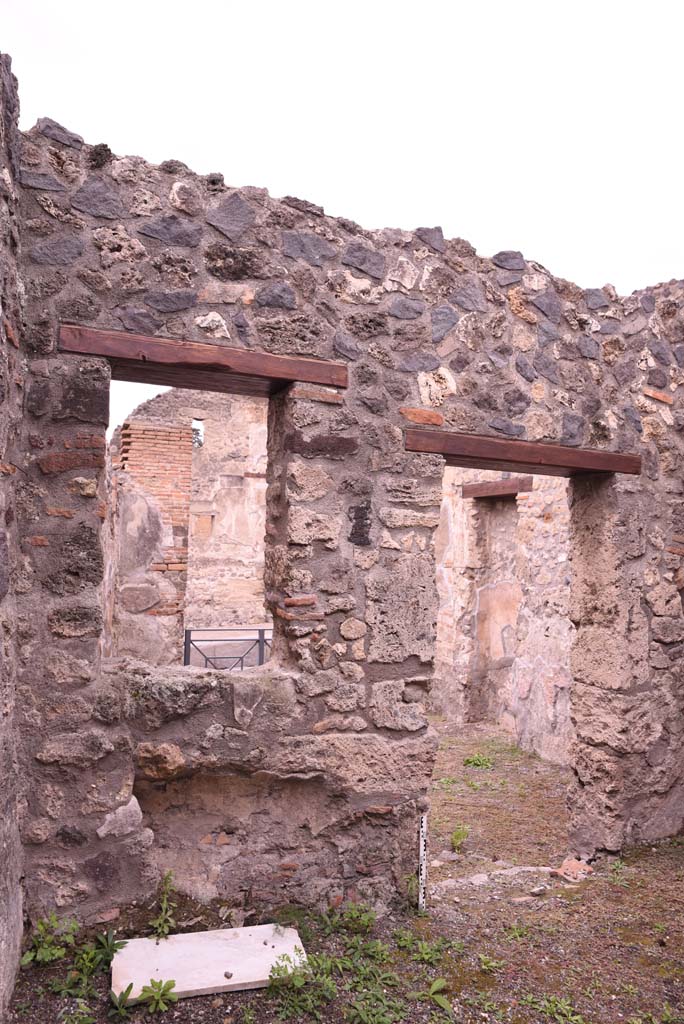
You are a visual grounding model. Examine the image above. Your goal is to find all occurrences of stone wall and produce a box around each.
[0,53,24,1016]
[435,469,574,765]
[3,49,684,987]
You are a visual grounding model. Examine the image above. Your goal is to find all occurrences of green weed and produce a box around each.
[21,913,79,966]
[139,978,178,1013]
[108,982,133,1020]
[268,949,337,1021]
[450,824,469,852]
[409,977,453,1016]
[463,753,494,769]
[149,871,177,940]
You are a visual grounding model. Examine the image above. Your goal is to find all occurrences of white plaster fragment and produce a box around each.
[96,796,143,840]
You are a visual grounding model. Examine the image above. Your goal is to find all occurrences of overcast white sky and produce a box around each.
[4,0,684,428]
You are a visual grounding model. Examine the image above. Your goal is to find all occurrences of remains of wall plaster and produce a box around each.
[3,50,684,1009]
[435,469,574,765]
[105,389,269,665]
[0,53,24,1018]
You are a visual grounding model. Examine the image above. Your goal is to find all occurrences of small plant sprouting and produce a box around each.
[58,1000,96,1024]
[520,993,589,1024]
[139,978,178,1013]
[411,938,450,966]
[409,977,453,1016]
[504,921,530,941]
[149,871,177,940]
[404,872,419,910]
[434,776,459,791]
[477,953,504,974]
[268,948,337,1021]
[345,990,407,1023]
[20,912,79,966]
[345,935,391,963]
[108,982,133,1020]
[450,824,469,852]
[97,929,127,967]
[609,858,629,888]
[392,927,417,952]
[463,753,494,770]
[319,901,376,936]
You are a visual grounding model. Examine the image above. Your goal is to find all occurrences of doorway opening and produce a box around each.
[434,468,574,765]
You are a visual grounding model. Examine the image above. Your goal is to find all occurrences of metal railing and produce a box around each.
[183,627,273,671]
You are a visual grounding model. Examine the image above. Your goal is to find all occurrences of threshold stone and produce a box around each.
[111,923,303,1002]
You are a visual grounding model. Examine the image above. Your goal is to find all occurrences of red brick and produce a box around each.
[643,387,674,405]
[398,406,445,426]
[38,451,105,474]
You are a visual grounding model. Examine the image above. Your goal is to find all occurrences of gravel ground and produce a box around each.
[9,719,684,1024]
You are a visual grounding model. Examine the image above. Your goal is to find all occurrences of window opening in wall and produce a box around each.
[191,418,205,448]
[106,387,270,670]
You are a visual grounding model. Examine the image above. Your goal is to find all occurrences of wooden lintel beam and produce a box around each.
[58,324,349,394]
[461,476,534,499]
[405,428,642,478]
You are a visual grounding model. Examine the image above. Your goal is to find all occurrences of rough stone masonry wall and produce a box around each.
[435,468,574,765]
[5,48,684,970]
[0,54,24,1018]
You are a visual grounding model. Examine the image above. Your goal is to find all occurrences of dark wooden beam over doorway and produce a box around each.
[58,324,349,398]
[405,428,642,478]
[461,476,534,499]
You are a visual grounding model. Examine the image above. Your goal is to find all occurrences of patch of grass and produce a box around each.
[463,753,494,770]
[504,921,530,941]
[450,824,469,852]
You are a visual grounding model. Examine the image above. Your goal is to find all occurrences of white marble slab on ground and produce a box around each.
[111,923,304,1002]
